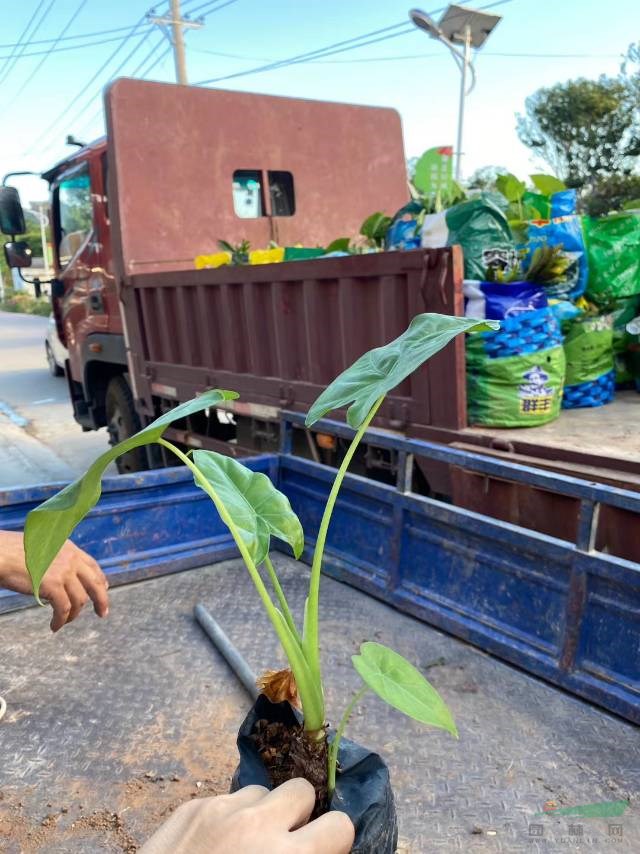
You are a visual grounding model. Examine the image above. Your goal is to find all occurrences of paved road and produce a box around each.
[0,311,114,489]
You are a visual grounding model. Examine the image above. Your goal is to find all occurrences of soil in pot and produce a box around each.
[251,718,329,817]
[232,696,398,854]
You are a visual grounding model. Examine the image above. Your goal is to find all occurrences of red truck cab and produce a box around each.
[43,140,129,437]
[5,80,408,463]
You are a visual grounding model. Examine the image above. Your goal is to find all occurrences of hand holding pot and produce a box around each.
[140,778,355,854]
[0,530,109,631]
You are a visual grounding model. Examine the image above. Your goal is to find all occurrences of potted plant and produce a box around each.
[24,313,495,852]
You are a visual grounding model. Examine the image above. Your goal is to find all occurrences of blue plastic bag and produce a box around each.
[524,215,589,299]
[550,189,577,218]
[464,280,548,321]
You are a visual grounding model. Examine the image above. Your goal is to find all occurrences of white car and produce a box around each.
[45,314,67,377]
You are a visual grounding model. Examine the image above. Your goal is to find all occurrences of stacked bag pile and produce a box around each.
[384,158,640,427]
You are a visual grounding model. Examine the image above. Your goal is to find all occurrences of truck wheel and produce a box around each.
[105,376,148,474]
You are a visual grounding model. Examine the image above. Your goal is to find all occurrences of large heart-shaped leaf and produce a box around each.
[192,450,304,565]
[305,314,498,428]
[353,641,457,736]
[24,389,238,596]
[495,172,526,203]
[529,173,566,197]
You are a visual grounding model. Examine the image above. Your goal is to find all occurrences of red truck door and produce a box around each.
[50,155,109,385]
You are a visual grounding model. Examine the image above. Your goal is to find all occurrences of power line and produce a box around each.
[0,29,155,61]
[72,37,172,141]
[0,23,155,49]
[0,0,57,86]
[0,0,47,80]
[193,0,515,86]
[193,19,416,86]
[10,0,89,100]
[30,0,233,161]
[24,15,153,157]
[184,0,239,17]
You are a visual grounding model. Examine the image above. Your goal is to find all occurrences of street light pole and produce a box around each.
[409,5,502,182]
[455,26,471,183]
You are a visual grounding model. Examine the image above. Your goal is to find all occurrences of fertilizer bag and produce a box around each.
[421,193,515,280]
[583,212,640,304]
[562,314,615,409]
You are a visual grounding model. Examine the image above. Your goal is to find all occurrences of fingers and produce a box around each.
[257,778,316,831]
[78,564,110,618]
[291,809,355,854]
[65,576,90,623]
[224,785,270,813]
[47,586,72,633]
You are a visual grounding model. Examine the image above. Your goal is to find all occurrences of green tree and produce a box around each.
[516,77,640,189]
[465,165,507,192]
[621,40,639,97]
[582,174,640,217]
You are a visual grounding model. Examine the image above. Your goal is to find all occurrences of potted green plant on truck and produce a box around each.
[24,314,496,852]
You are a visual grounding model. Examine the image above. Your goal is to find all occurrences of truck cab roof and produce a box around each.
[41,136,106,184]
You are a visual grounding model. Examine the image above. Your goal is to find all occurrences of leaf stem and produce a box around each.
[327,685,369,796]
[158,438,324,731]
[305,397,385,686]
[263,554,300,643]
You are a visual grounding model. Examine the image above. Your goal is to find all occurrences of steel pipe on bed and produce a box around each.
[194,603,259,701]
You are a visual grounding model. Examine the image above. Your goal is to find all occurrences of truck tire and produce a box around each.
[105,376,148,474]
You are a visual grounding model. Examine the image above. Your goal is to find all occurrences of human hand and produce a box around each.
[0,531,109,632]
[140,778,355,854]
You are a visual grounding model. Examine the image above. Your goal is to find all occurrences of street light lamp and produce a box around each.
[409,4,502,182]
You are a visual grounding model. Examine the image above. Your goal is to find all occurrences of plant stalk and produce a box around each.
[327,685,369,796]
[305,396,385,688]
[263,554,300,643]
[158,438,324,731]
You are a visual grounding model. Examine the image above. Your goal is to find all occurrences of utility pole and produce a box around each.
[149,0,203,85]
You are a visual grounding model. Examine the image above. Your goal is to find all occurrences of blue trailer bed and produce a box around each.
[1,419,638,851]
[2,415,638,724]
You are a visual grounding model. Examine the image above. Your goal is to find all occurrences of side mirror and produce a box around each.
[51,279,65,298]
[4,240,32,268]
[0,186,26,235]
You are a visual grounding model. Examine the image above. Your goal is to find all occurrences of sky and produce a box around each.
[0,0,636,203]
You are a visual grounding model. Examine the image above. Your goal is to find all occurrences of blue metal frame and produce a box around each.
[277,413,640,724]
[1,421,637,723]
[0,457,274,613]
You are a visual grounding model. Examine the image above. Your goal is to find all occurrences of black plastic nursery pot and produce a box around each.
[231,695,398,854]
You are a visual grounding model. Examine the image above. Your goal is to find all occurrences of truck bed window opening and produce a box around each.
[232,169,295,219]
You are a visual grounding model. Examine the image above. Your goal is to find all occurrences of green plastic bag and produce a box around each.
[612,297,640,385]
[563,315,614,387]
[467,343,565,427]
[421,193,515,280]
[583,212,640,304]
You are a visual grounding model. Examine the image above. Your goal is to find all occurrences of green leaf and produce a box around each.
[495,173,526,203]
[192,450,304,565]
[529,174,566,196]
[305,313,499,428]
[622,199,640,211]
[352,641,458,736]
[325,237,351,253]
[360,212,392,244]
[24,389,238,597]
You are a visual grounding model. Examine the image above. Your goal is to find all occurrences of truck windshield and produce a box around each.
[57,167,93,266]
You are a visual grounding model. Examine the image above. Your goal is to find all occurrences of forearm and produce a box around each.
[0,531,31,593]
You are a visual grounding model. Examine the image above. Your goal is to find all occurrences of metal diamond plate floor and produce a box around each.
[1,557,638,853]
